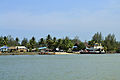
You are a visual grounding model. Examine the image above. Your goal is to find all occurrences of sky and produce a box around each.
[0,0,120,41]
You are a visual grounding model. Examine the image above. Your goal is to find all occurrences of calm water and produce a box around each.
[0,54,120,80]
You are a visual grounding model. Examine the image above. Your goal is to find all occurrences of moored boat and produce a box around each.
[80,43,105,54]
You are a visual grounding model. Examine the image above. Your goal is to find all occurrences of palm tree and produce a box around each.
[15,37,20,46]
[39,38,45,47]
[21,38,28,46]
[3,36,8,46]
[29,37,36,49]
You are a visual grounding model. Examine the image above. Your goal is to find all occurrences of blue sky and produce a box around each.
[0,0,120,41]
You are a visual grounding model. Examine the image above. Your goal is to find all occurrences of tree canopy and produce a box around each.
[0,33,119,52]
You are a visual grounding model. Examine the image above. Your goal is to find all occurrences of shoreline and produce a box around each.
[0,52,119,56]
[0,52,74,55]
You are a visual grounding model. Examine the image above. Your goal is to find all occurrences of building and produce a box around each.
[0,46,9,52]
[8,47,17,52]
[94,43,104,49]
[16,46,27,52]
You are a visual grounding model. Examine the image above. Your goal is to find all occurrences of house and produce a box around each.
[94,43,104,49]
[8,47,17,52]
[16,46,27,52]
[0,46,9,52]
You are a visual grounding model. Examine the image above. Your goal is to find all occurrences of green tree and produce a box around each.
[52,37,57,50]
[61,37,74,51]
[104,34,117,51]
[0,36,4,46]
[29,37,36,49]
[92,32,103,43]
[56,39,63,49]
[73,42,86,51]
[79,42,86,50]
[7,35,16,46]
[39,38,46,47]
[46,34,52,41]
[46,34,54,49]
[3,36,8,45]
[15,37,20,46]
[88,40,95,47]
[53,37,56,43]
[21,38,28,46]
[72,36,81,44]
[88,32,103,47]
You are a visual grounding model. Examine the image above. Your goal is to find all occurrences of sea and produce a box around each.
[0,54,120,80]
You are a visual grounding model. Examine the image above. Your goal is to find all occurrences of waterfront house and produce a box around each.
[16,46,27,52]
[94,43,104,49]
[0,46,9,52]
[8,47,17,52]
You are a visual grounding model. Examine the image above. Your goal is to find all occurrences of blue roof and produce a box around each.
[73,46,77,48]
[38,47,47,50]
[0,46,9,49]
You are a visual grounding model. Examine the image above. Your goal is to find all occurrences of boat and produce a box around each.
[38,52,55,55]
[80,43,105,54]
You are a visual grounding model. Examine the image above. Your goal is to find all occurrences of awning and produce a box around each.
[38,47,47,50]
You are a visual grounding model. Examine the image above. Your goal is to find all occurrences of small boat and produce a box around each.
[38,52,55,55]
[80,49,105,54]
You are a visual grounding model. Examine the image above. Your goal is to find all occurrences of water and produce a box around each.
[0,54,120,80]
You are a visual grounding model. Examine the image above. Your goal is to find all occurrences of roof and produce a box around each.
[16,46,27,49]
[8,47,16,49]
[73,46,77,48]
[38,47,47,50]
[0,46,9,49]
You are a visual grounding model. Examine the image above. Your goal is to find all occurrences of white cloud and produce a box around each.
[0,7,120,32]
[0,0,120,40]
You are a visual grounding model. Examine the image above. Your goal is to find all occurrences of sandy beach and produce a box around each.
[54,52,74,55]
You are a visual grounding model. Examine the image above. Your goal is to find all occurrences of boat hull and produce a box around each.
[80,52,105,54]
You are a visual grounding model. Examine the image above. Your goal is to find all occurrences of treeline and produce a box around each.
[0,35,85,52]
[0,33,120,52]
[88,32,120,52]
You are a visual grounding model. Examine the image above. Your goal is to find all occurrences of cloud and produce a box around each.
[0,0,120,40]
[0,9,120,31]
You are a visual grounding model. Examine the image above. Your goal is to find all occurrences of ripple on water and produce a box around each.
[0,54,120,80]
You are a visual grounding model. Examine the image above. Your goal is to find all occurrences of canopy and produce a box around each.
[0,46,9,49]
[38,47,47,50]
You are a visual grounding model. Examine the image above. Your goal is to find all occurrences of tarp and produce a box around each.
[38,47,47,50]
